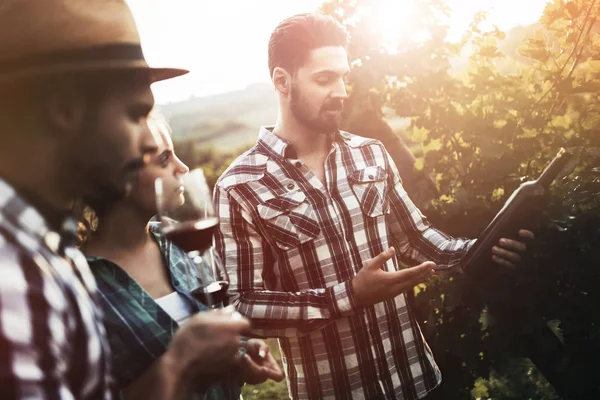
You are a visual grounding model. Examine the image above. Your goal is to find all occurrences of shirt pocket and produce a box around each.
[257,190,320,251]
[349,165,390,218]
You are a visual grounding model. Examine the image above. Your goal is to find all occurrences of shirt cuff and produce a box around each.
[327,280,360,318]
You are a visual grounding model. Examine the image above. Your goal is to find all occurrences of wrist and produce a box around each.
[158,350,194,400]
[349,278,364,307]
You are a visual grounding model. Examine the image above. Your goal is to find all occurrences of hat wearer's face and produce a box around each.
[66,76,158,205]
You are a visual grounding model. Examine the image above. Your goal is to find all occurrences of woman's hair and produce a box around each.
[75,110,171,248]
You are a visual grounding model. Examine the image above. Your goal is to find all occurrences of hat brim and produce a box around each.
[0,59,189,84]
[147,66,189,83]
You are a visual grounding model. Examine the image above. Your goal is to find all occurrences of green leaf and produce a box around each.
[550,114,572,129]
[409,125,430,142]
[491,187,505,201]
[547,319,565,344]
[423,138,443,152]
[582,111,600,130]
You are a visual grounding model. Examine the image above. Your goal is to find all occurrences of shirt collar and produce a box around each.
[0,177,50,241]
[0,177,78,250]
[257,126,350,159]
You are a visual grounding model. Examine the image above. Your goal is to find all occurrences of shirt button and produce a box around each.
[368,174,375,180]
[295,161,302,168]
[287,183,295,190]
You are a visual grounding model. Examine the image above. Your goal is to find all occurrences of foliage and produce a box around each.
[319,0,600,398]
[173,140,253,191]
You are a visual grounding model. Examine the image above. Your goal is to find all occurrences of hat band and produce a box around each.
[0,43,146,75]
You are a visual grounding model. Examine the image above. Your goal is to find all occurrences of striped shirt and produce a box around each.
[0,178,112,399]
[215,127,473,400]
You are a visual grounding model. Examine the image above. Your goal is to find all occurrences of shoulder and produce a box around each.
[216,145,270,192]
[0,232,70,341]
[339,130,385,149]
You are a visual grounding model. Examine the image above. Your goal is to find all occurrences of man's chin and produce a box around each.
[293,110,340,134]
[314,121,341,134]
[83,180,126,211]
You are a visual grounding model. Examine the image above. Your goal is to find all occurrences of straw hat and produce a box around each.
[0,0,188,83]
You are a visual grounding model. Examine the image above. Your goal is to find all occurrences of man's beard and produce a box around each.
[81,156,144,215]
[290,84,343,134]
[68,121,144,216]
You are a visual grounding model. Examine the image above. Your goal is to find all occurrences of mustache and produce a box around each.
[322,99,344,111]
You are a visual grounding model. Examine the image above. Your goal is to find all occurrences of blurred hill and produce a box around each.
[158,82,278,150]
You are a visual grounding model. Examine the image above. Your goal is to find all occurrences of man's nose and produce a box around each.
[331,78,348,99]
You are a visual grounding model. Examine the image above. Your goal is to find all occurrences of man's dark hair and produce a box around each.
[268,13,349,77]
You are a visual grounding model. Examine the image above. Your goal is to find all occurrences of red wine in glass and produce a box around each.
[163,217,219,253]
[191,280,230,307]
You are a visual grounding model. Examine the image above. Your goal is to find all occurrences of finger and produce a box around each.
[387,261,435,283]
[258,342,269,359]
[364,247,396,271]
[518,229,535,240]
[188,313,251,333]
[492,246,521,264]
[245,339,269,359]
[262,353,280,369]
[238,353,266,378]
[258,353,285,381]
[492,255,516,270]
[498,238,526,253]
[234,346,247,363]
[220,305,246,322]
[263,361,285,382]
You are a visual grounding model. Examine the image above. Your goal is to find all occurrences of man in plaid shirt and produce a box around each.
[215,13,533,400]
[0,1,250,399]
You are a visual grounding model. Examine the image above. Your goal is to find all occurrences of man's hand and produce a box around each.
[164,307,250,379]
[139,307,250,400]
[237,339,285,385]
[351,247,436,307]
[492,229,535,269]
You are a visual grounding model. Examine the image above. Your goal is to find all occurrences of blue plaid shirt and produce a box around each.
[87,223,241,399]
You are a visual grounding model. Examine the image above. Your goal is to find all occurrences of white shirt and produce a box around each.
[155,291,194,326]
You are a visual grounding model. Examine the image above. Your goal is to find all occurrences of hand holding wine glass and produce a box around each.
[155,168,229,309]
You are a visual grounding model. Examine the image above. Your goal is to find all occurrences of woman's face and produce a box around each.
[128,127,189,215]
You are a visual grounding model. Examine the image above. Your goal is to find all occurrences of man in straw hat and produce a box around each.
[0,1,250,399]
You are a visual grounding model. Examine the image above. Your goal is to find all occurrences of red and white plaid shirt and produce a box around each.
[215,127,473,400]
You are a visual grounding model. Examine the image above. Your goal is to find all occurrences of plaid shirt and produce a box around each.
[0,178,112,399]
[215,127,474,400]
[87,223,241,400]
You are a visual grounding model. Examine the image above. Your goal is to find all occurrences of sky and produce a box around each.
[126,0,551,104]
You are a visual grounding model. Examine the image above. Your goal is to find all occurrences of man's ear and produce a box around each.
[44,81,87,136]
[272,67,292,96]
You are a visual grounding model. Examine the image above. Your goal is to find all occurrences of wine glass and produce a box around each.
[155,168,229,309]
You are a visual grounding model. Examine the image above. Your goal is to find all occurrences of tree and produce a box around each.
[320,0,600,398]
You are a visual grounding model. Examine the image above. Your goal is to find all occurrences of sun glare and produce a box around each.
[377,2,417,43]
[355,0,550,53]
[356,1,422,52]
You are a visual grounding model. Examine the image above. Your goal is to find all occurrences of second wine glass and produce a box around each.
[155,168,229,309]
